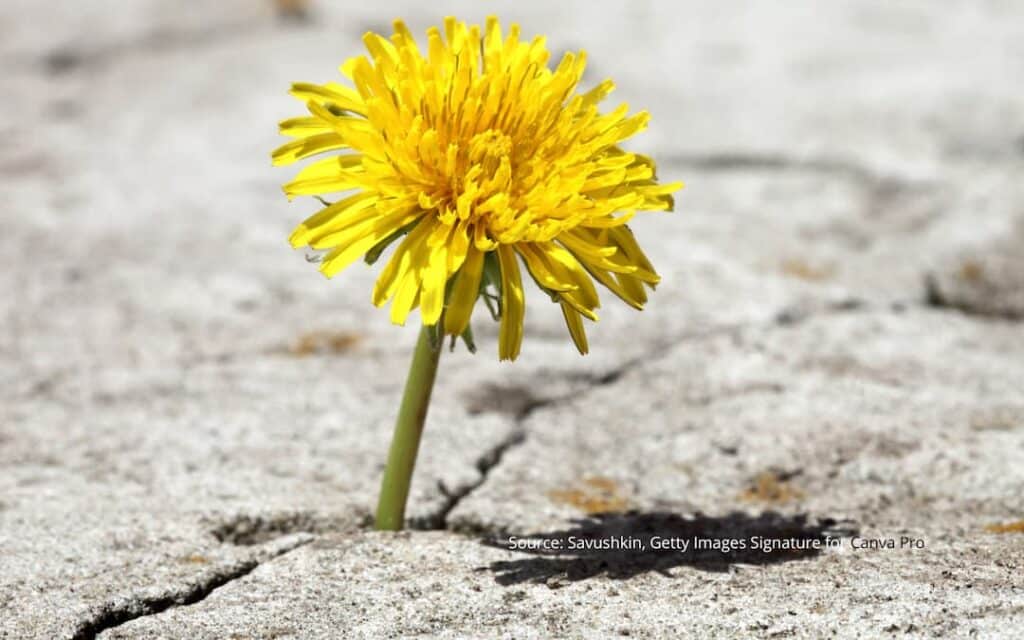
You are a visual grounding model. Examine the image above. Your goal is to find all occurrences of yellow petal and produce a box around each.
[496,245,525,361]
[536,242,600,313]
[363,32,399,68]
[586,266,647,310]
[278,116,333,138]
[283,155,366,197]
[419,229,451,326]
[288,192,377,248]
[446,219,472,275]
[304,101,384,158]
[386,221,442,325]
[580,211,636,229]
[559,231,627,262]
[608,226,660,285]
[473,222,497,251]
[581,79,615,107]
[575,227,659,283]
[373,219,433,306]
[443,246,484,336]
[560,301,589,355]
[289,82,365,114]
[391,20,421,57]
[390,268,422,325]
[517,243,577,293]
[616,272,650,303]
[272,133,348,166]
[319,209,422,277]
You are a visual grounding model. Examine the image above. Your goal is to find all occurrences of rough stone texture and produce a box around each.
[926,216,1024,321]
[450,309,1024,535]
[2,1,1024,639]
[98,530,1024,639]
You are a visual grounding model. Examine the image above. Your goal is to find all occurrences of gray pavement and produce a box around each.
[2,1,1023,638]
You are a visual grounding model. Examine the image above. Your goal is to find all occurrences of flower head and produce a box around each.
[274,16,681,360]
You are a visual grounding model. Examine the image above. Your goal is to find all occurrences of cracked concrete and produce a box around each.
[448,308,1024,533]
[3,1,1024,638]
[69,534,312,640]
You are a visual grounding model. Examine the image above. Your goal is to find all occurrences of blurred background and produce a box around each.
[3,0,1022,377]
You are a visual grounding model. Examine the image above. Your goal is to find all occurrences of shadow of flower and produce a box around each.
[481,510,857,585]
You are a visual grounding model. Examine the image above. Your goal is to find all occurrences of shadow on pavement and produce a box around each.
[481,510,857,585]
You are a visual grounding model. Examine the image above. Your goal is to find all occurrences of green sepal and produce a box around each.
[425,321,443,351]
[364,220,420,266]
[480,251,503,321]
[325,104,359,117]
[452,324,477,354]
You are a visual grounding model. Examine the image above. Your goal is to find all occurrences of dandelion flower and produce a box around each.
[275,17,681,530]
[274,16,681,361]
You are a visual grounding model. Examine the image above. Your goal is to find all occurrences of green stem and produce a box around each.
[375,325,442,531]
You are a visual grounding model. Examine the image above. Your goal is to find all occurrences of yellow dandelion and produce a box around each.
[274,16,681,361]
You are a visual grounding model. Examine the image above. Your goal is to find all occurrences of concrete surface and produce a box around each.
[2,1,1023,638]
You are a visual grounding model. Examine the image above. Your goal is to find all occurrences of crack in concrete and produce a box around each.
[36,19,270,76]
[420,335,719,531]
[427,298,954,533]
[46,296,993,630]
[209,512,356,545]
[773,297,871,326]
[661,151,887,183]
[421,364,643,530]
[69,535,312,640]
[420,429,528,531]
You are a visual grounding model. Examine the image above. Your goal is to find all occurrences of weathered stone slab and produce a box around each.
[0,346,518,638]
[103,528,1023,639]
[451,309,1024,533]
